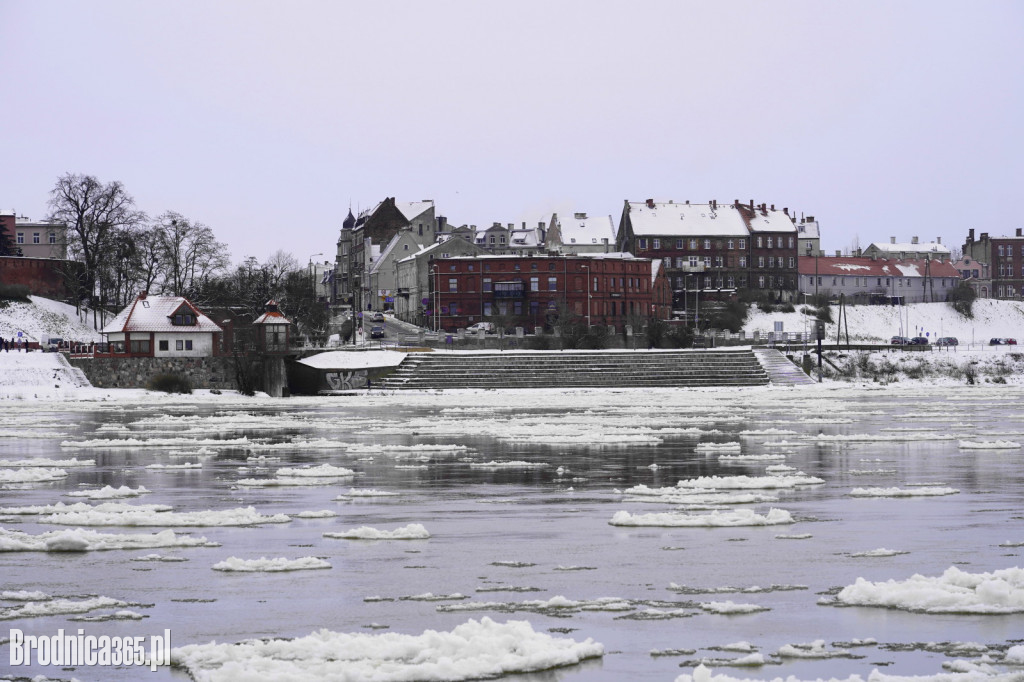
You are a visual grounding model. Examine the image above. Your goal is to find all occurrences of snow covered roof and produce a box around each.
[795,219,820,239]
[508,228,543,247]
[798,256,960,278]
[557,213,616,246]
[626,201,795,238]
[101,294,221,334]
[396,201,433,223]
[868,241,950,255]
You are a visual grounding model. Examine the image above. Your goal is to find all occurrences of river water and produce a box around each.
[2,384,1023,681]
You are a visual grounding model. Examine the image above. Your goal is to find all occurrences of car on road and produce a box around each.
[910,336,929,345]
[466,322,496,335]
[989,337,1018,345]
[370,311,385,322]
[369,325,385,339]
[890,336,911,345]
[935,337,959,346]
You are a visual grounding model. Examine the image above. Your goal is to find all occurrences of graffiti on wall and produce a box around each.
[325,370,368,390]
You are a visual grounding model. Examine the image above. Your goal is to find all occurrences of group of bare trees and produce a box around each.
[45,172,329,342]
[47,173,231,311]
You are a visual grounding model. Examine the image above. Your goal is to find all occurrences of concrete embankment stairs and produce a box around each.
[377,348,811,390]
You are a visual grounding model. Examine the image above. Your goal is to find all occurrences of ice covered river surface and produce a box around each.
[2,384,1023,681]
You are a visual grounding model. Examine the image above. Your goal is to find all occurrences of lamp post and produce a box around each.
[581,264,591,327]
[430,266,439,332]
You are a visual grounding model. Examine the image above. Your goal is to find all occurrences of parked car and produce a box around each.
[43,337,63,352]
[910,336,929,345]
[370,311,385,322]
[935,337,959,346]
[369,325,385,339]
[989,337,1017,345]
[890,336,911,345]
[466,322,496,335]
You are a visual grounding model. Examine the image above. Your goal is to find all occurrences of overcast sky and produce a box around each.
[2,1,1022,265]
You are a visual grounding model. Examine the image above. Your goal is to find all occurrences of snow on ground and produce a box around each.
[0,295,104,344]
[170,617,603,682]
[211,556,332,572]
[745,299,1024,345]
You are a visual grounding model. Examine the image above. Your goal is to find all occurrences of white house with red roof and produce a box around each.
[101,292,223,357]
[798,256,961,304]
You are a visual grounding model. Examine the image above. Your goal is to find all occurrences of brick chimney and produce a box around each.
[968,228,975,242]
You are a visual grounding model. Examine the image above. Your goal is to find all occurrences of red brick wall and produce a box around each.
[0,257,84,300]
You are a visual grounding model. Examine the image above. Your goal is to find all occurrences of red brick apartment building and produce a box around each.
[427,254,671,332]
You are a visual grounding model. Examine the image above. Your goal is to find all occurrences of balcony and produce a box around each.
[493,281,524,299]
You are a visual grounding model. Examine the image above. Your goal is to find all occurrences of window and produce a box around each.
[714,256,723,267]
[48,232,56,244]
[727,276,735,288]
[483,302,492,316]
[548,262,556,271]
[768,256,775,268]
[489,236,496,244]
[676,239,683,248]
[788,257,795,268]
[172,313,195,326]
[158,340,169,351]
[176,340,184,351]
[531,262,538,270]
[530,300,539,316]
[727,239,734,249]
[739,239,746,249]
[16,232,23,244]
[758,257,765,268]
[652,238,661,249]
[703,239,711,250]
[592,276,599,292]
[767,237,773,249]
[788,237,794,248]
[739,256,747,267]
[499,236,506,244]
[756,237,763,248]
[449,302,459,315]
[999,245,1005,256]
[448,278,458,292]
[689,239,697,249]
[130,340,150,354]
[513,301,522,314]
[703,256,711,267]
[675,257,684,268]
[468,264,474,271]
[32,233,40,244]
[514,264,521,271]
[638,238,648,249]
[530,276,539,292]
[758,276,766,288]
[185,340,192,351]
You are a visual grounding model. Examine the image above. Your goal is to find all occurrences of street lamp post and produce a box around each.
[430,266,439,332]
[581,264,591,327]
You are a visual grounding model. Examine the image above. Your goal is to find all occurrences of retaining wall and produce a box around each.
[69,356,239,390]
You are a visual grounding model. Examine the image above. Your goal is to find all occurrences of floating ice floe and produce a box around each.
[621,486,780,506]
[609,508,794,527]
[0,590,51,601]
[694,442,742,454]
[831,565,1024,614]
[0,467,67,483]
[66,485,150,499]
[38,506,292,527]
[718,454,787,461]
[469,460,548,468]
[292,510,338,519]
[0,457,94,467]
[131,553,188,562]
[1,501,173,515]
[776,639,857,659]
[170,617,603,681]
[337,488,399,498]
[212,556,331,572]
[436,595,633,615]
[698,601,769,615]
[848,486,959,497]
[958,440,1022,449]
[0,595,130,620]
[848,548,909,557]
[61,436,253,448]
[323,523,430,540]
[147,462,203,469]
[775,533,813,540]
[668,583,806,595]
[0,527,216,552]
[276,464,357,477]
[811,432,956,443]
[673,474,824,490]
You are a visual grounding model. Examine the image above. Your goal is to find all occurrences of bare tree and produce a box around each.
[263,250,299,291]
[47,173,146,304]
[154,211,230,298]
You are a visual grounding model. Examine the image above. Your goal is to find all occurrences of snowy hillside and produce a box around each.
[744,299,1024,347]
[0,296,104,344]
